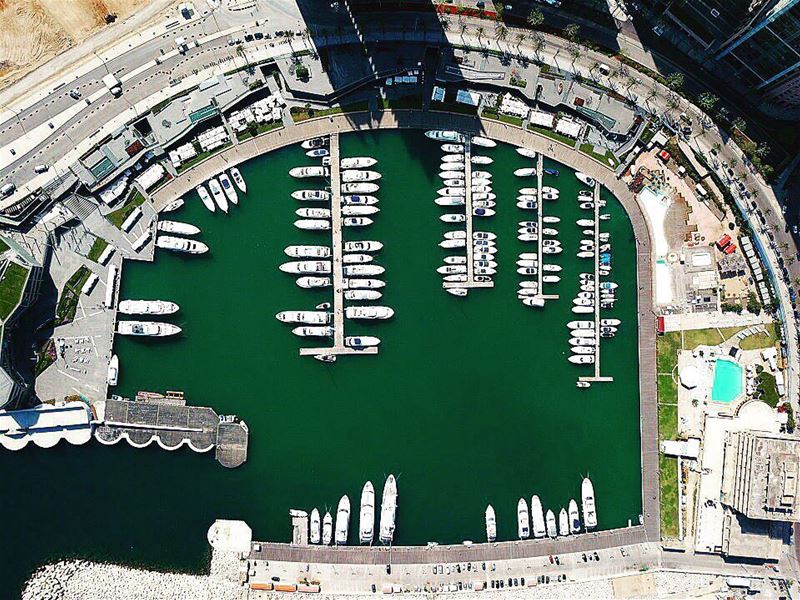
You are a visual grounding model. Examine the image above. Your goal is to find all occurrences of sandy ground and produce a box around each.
[0,0,155,88]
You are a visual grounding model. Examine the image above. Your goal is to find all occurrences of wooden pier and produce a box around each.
[443,137,492,291]
[537,153,559,301]
[299,133,378,358]
[580,181,613,384]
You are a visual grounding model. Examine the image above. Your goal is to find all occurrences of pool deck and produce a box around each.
[151,109,660,548]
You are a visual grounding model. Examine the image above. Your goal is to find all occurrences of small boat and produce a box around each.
[474,275,493,283]
[519,187,537,195]
[343,265,384,276]
[440,163,465,172]
[542,228,559,237]
[601,318,621,327]
[119,300,179,315]
[360,482,375,544]
[485,505,497,543]
[443,179,466,187]
[341,157,377,168]
[163,198,184,212]
[279,261,331,275]
[569,499,581,534]
[296,207,331,219]
[435,197,465,206]
[473,200,496,209]
[543,265,561,272]
[322,511,333,545]
[426,130,464,142]
[544,168,560,177]
[543,275,560,283]
[473,208,495,217]
[292,326,334,337]
[107,354,118,386]
[517,195,537,203]
[292,190,331,201]
[341,183,379,194]
[546,510,557,538]
[570,338,596,346]
[441,143,464,153]
[158,220,200,236]
[570,329,595,338]
[531,496,546,538]
[517,201,537,210]
[576,172,596,187]
[230,168,246,193]
[542,193,559,201]
[577,219,596,227]
[471,136,496,147]
[517,289,539,297]
[438,265,467,275]
[472,170,492,179]
[379,474,397,544]
[559,509,569,537]
[519,280,538,287]
[301,137,328,150]
[569,354,595,364]
[438,187,465,197]
[474,260,497,268]
[314,355,336,363]
[289,166,329,178]
[343,253,374,264]
[518,234,537,242]
[543,246,562,255]
[285,245,331,258]
[568,321,594,329]
[344,290,382,301]
[523,297,545,307]
[475,267,496,275]
[443,274,468,283]
[473,192,496,201]
[472,185,492,194]
[156,236,209,254]
[440,214,466,223]
[342,205,379,216]
[342,170,381,182]
[577,251,594,259]
[444,256,467,265]
[514,168,536,177]
[219,173,238,205]
[517,498,530,539]
[345,306,394,320]
[577,381,591,389]
[196,185,215,213]
[543,216,561,224]
[572,346,595,355]
[335,495,350,545]
[440,239,466,249]
[310,508,321,544]
[472,155,493,164]
[275,311,330,324]
[446,288,468,297]
[582,478,597,529]
[343,195,379,205]
[343,217,374,227]
[580,202,594,210]
[344,240,383,253]
[207,179,229,213]
[517,259,537,268]
[442,154,465,163]
[297,277,331,288]
[345,336,381,348]
[116,321,181,337]
[516,147,536,158]
[344,278,385,289]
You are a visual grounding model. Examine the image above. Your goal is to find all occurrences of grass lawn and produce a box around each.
[0,238,9,254]
[656,332,681,374]
[717,323,779,350]
[481,109,523,127]
[87,237,109,262]
[34,338,56,377]
[682,328,725,349]
[579,143,619,169]
[55,266,92,326]
[657,374,677,406]
[758,371,779,407]
[107,190,145,229]
[659,455,679,539]
[528,125,577,147]
[236,121,283,142]
[658,402,678,441]
[0,262,30,321]
[290,101,370,123]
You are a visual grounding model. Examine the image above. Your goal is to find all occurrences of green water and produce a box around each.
[0,131,641,592]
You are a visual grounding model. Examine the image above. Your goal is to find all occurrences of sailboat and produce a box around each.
[379,474,397,544]
[335,495,350,545]
[360,481,375,544]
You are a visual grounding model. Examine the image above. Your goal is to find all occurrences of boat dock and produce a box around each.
[93,393,249,468]
[537,153,558,301]
[581,182,613,384]
[299,133,377,358]
[291,512,310,546]
[443,137,492,290]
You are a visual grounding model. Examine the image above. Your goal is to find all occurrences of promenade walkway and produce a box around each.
[151,109,660,545]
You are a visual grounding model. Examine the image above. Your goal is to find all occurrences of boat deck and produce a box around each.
[299,133,378,358]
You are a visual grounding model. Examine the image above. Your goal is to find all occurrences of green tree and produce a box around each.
[666,71,684,91]
[527,8,544,28]
[697,92,719,111]
[495,23,508,41]
[732,116,746,132]
[563,23,580,42]
[755,142,770,158]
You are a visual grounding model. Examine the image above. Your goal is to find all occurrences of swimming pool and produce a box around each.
[711,358,744,403]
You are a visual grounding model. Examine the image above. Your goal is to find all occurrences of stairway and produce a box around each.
[63,194,99,221]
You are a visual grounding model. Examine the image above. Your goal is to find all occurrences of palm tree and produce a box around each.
[516,31,526,49]
[495,23,508,43]
[477,26,485,45]
[697,92,718,111]
[530,31,545,59]
[527,8,544,28]
[459,20,467,40]
[564,23,580,42]
[732,116,746,132]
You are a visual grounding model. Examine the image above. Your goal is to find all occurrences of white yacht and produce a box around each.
[514,168,536,177]
[118,300,179,315]
[473,208,495,217]
[158,220,200,236]
[568,320,594,329]
[438,187,465,196]
[342,170,381,182]
[342,205,379,217]
[289,166,329,178]
[379,474,397,544]
[569,499,581,533]
[219,173,238,205]
[440,239,466,249]
[360,482,375,544]
[442,178,465,187]
[301,137,328,150]
[543,265,562,272]
[285,245,331,258]
[343,253,374,264]
[156,236,209,254]
[310,508,321,544]
[443,274,468,282]
[292,190,331,201]
[517,498,530,539]
[343,194,378,205]
[292,326,334,337]
[322,511,333,545]
[445,231,467,239]
[572,346,595,355]
[107,354,118,386]
[442,154,465,163]
[519,187,537,195]
[344,241,383,253]
[441,143,464,152]
[117,321,181,336]
[345,290,382,301]
[279,261,331,274]
[435,197,465,206]
[341,183,379,194]
[297,277,331,288]
[601,318,621,326]
[208,179,228,213]
[295,219,331,231]
[275,311,331,324]
[517,201,537,210]
[531,495,546,538]
[196,185,215,212]
[516,147,537,158]
[306,148,329,158]
[230,168,246,193]
[446,288,468,297]
[582,477,597,529]
[425,130,464,142]
[343,264,384,276]
[346,306,394,320]
[444,256,467,265]
[471,136,496,147]
[341,157,377,169]
[440,214,466,223]
[543,216,561,224]
[472,155,493,164]
[546,510,557,538]
[569,354,595,364]
[344,278,385,289]
[473,200,496,209]
[437,265,467,275]
[335,495,350,545]
[440,163,465,172]
[523,297,545,308]
[345,336,381,348]
[296,207,331,219]
[576,172,596,187]
[163,198,184,212]
[485,505,497,543]
[473,192,496,201]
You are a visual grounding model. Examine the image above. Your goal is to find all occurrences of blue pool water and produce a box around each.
[711,359,744,403]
